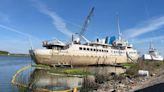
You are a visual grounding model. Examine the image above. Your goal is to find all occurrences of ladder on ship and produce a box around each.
[126,52,136,63]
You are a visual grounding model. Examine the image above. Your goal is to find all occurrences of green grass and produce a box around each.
[63,69,91,75]
[32,64,92,76]
[32,64,50,69]
[125,61,164,77]
[121,63,135,69]
[49,68,93,76]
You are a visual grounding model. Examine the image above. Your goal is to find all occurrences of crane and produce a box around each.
[74,7,94,44]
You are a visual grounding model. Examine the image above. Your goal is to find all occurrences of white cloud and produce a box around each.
[33,0,74,37]
[131,36,164,44]
[124,16,164,38]
[0,24,29,37]
[0,24,40,40]
[0,24,41,50]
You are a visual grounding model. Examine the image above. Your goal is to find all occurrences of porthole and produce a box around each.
[79,47,82,50]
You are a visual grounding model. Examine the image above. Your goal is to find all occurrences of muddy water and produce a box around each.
[0,56,125,92]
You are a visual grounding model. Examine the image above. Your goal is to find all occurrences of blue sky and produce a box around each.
[0,0,164,56]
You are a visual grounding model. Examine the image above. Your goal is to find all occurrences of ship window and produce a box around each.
[87,48,89,51]
[94,49,96,51]
[83,48,86,50]
[107,50,108,52]
[90,48,93,51]
[96,49,98,51]
[99,49,101,52]
[79,47,82,50]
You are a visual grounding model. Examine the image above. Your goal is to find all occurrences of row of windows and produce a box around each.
[111,51,125,54]
[79,47,136,54]
[79,47,108,52]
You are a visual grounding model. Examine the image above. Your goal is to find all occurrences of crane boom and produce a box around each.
[79,7,94,40]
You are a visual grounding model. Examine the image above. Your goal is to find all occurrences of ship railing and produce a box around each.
[42,39,66,47]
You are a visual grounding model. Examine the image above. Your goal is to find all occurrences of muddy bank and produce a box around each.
[92,61,164,92]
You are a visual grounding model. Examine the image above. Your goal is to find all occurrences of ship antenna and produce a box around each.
[28,36,34,67]
[117,13,122,40]
[149,40,153,50]
[28,36,33,50]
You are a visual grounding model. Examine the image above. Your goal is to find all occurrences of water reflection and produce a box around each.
[28,69,83,91]
[19,66,125,91]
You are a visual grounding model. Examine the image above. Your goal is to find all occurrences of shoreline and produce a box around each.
[0,54,29,57]
[94,72,164,92]
[93,61,164,92]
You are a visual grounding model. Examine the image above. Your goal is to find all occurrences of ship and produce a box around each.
[142,42,163,61]
[29,7,139,66]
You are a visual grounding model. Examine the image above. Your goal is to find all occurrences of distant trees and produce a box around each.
[0,50,9,55]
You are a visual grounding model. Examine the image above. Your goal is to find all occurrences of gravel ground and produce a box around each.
[93,69,164,92]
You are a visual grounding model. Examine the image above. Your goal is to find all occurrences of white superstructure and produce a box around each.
[143,42,163,61]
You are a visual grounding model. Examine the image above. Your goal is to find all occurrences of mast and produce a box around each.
[149,41,153,50]
[117,15,122,40]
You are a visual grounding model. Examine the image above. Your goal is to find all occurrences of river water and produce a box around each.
[0,56,31,92]
[0,56,126,92]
